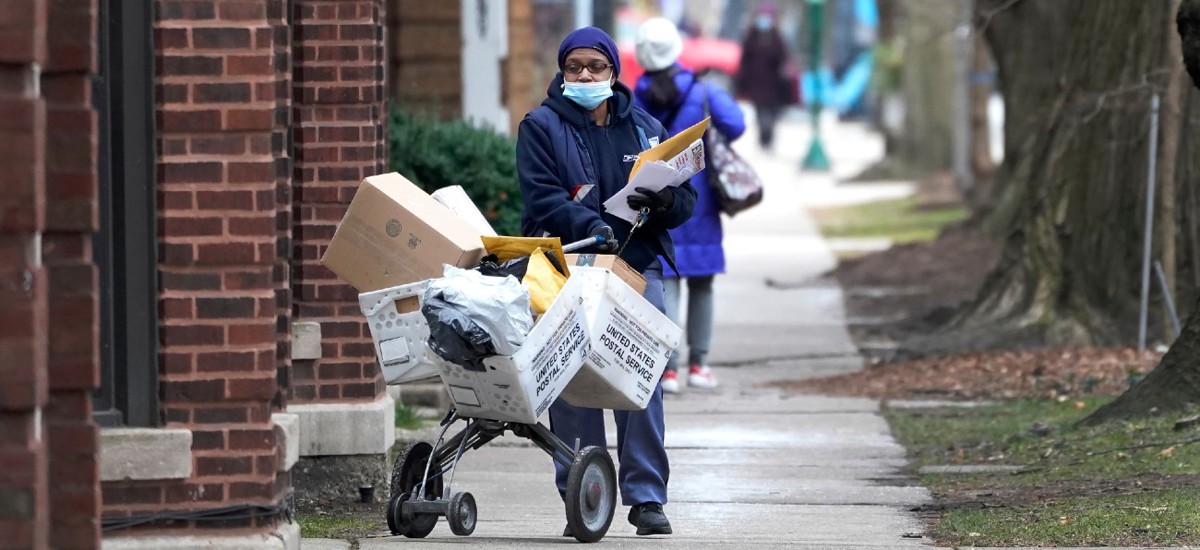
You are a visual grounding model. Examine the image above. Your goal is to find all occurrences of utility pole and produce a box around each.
[801,0,831,171]
[591,0,613,34]
[951,0,973,192]
[574,0,593,30]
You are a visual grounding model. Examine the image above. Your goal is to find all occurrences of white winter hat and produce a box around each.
[635,18,683,72]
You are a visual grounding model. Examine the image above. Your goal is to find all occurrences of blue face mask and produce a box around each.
[562,79,614,110]
[755,14,773,30]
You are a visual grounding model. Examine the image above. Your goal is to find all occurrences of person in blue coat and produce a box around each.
[633,18,747,394]
[516,26,698,537]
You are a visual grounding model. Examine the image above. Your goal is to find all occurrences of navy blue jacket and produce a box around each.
[635,65,746,277]
[517,74,698,273]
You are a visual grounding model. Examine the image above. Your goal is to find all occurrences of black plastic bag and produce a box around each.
[475,254,529,279]
[421,293,495,372]
[475,251,568,280]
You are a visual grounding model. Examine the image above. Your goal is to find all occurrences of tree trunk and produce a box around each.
[855,0,954,180]
[973,0,1073,237]
[906,0,1188,355]
[1160,0,1185,341]
[1084,0,1200,425]
[1085,299,1200,423]
[896,0,956,172]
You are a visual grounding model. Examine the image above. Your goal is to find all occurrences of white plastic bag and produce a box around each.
[425,265,534,356]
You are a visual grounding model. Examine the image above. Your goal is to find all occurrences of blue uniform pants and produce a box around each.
[549,267,669,506]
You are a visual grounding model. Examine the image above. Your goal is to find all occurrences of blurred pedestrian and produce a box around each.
[736,2,790,150]
[516,26,697,537]
[634,18,746,394]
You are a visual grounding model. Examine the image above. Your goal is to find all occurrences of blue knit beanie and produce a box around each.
[557,27,621,76]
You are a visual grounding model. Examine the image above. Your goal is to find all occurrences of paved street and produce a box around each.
[307,111,934,548]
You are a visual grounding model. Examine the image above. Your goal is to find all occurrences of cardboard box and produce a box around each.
[559,267,682,411]
[358,280,445,385]
[431,185,498,237]
[435,275,591,424]
[564,253,647,295]
[321,173,486,292]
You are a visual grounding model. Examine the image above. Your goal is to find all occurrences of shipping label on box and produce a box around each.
[579,303,672,408]
[560,267,682,410]
[527,307,590,419]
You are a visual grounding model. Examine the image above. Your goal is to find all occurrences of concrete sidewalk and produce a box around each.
[306,112,932,548]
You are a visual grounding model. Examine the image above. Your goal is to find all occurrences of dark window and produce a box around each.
[94,0,158,427]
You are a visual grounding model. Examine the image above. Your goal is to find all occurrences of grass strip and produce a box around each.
[886,397,1200,546]
[296,514,378,540]
[809,197,966,243]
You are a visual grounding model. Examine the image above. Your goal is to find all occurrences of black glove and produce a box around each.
[588,225,618,253]
[626,186,675,215]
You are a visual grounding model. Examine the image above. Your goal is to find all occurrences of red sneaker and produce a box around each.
[661,370,680,394]
[687,365,718,389]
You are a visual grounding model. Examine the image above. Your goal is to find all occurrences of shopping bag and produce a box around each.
[703,87,764,217]
[704,129,764,216]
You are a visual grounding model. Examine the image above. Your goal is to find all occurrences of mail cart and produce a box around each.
[358,243,680,543]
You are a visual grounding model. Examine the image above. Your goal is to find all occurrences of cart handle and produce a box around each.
[562,234,611,253]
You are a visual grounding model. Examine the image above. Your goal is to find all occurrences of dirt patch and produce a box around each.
[776,347,1163,402]
[792,168,1170,401]
[836,231,1002,351]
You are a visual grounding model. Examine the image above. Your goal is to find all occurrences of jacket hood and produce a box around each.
[542,73,636,128]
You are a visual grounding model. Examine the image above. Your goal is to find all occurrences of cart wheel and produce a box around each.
[446,491,477,536]
[389,442,441,538]
[388,492,438,539]
[386,492,402,535]
[564,446,616,543]
[391,442,443,501]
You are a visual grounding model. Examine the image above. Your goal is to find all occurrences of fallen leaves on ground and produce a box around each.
[774,347,1164,401]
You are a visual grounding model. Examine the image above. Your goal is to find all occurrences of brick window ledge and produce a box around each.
[99,428,192,482]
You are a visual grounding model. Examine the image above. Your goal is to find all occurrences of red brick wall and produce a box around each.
[43,0,103,545]
[0,0,51,539]
[269,0,294,414]
[1,0,103,549]
[101,0,292,535]
[291,0,388,405]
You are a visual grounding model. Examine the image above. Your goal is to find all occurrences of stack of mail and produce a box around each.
[603,117,710,224]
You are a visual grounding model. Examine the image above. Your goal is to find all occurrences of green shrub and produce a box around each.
[387,107,523,236]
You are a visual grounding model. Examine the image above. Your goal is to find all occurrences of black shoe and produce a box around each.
[627,502,672,536]
[562,524,573,537]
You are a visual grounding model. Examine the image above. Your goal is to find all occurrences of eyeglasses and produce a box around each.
[563,60,613,76]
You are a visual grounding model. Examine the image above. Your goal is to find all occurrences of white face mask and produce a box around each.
[561,79,614,110]
[755,14,773,30]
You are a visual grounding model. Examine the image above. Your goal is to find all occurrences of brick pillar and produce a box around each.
[269,0,294,415]
[0,4,51,549]
[290,0,393,504]
[1,0,104,548]
[42,0,103,547]
[99,0,290,537]
[292,0,387,405]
